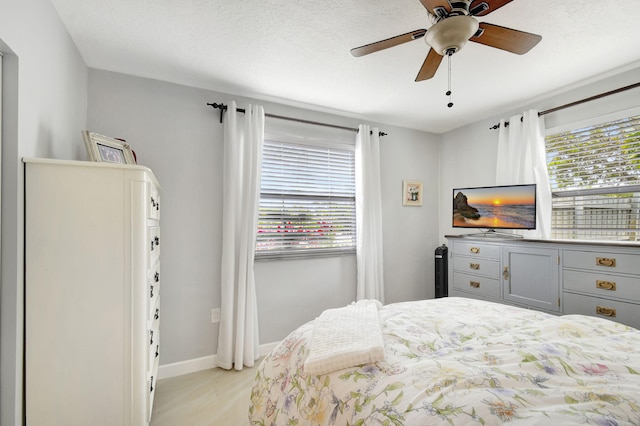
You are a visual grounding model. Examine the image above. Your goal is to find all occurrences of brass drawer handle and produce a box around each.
[503,266,509,280]
[596,306,616,318]
[596,280,616,291]
[469,281,480,288]
[469,263,480,270]
[596,257,616,267]
[470,247,480,254]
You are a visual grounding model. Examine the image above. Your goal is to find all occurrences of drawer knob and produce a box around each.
[150,285,154,298]
[470,281,480,288]
[596,306,616,318]
[596,257,616,267]
[469,263,480,270]
[470,247,480,254]
[150,330,154,345]
[154,308,160,320]
[154,272,160,283]
[596,280,616,291]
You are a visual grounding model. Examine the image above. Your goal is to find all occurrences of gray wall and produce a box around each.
[437,65,640,241]
[87,69,441,365]
[0,0,88,424]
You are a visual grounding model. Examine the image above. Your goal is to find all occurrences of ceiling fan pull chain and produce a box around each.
[446,51,454,108]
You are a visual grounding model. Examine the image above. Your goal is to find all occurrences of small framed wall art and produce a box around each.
[82,130,136,165]
[403,180,423,206]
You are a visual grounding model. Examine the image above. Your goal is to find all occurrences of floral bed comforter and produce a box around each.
[249,297,640,425]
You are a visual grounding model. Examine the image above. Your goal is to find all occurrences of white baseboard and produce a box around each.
[157,354,217,379]
[158,341,280,380]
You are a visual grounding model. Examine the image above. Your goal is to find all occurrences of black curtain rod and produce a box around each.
[489,81,640,130]
[207,102,387,137]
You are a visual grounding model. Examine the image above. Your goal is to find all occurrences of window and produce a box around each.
[545,113,640,241]
[256,137,356,259]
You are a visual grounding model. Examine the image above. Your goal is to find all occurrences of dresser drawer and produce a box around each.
[149,226,160,266]
[563,250,640,275]
[147,370,158,422]
[147,304,160,373]
[453,241,500,260]
[453,256,500,278]
[563,292,640,329]
[564,270,640,303]
[452,271,501,299]
[148,264,160,315]
[148,184,160,220]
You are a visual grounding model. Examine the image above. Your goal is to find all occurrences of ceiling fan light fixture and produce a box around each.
[425,15,479,55]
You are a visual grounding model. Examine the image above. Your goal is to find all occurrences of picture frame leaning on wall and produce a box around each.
[82,130,136,165]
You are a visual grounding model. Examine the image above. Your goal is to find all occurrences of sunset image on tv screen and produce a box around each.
[452,184,536,229]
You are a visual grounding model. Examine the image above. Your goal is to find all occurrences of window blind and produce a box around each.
[545,114,640,241]
[256,139,356,258]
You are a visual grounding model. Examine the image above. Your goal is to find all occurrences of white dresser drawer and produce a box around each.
[563,292,640,329]
[149,226,160,266]
[148,183,160,220]
[148,264,160,315]
[452,241,500,259]
[564,270,640,303]
[147,370,158,422]
[452,271,501,299]
[563,250,640,275]
[453,256,500,278]
[147,307,160,373]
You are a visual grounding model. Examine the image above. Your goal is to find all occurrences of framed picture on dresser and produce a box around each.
[82,130,136,165]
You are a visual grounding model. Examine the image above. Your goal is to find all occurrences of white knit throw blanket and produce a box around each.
[304,299,385,375]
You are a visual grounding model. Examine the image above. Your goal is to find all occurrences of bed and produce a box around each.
[249,297,640,425]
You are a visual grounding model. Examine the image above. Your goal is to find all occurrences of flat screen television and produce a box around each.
[453,184,537,231]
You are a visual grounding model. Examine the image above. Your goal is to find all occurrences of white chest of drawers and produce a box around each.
[446,235,640,327]
[24,159,161,425]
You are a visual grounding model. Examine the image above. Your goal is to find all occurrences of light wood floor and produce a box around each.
[150,363,259,426]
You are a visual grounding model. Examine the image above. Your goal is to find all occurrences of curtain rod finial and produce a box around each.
[207,102,228,123]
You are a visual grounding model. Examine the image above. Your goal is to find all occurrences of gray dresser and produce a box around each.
[446,235,640,328]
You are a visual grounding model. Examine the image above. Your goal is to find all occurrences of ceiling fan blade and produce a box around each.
[351,29,427,57]
[418,0,451,18]
[470,22,541,54]
[415,48,443,81]
[469,0,514,16]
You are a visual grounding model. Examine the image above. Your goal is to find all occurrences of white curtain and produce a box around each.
[496,109,552,238]
[355,124,385,303]
[217,101,264,370]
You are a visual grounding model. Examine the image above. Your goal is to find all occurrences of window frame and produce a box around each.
[545,106,640,241]
[255,133,357,260]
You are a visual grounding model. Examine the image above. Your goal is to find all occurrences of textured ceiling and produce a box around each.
[50,0,640,133]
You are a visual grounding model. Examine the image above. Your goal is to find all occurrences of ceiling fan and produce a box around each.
[351,0,542,82]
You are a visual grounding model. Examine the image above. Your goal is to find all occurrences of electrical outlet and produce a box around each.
[211,308,221,323]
